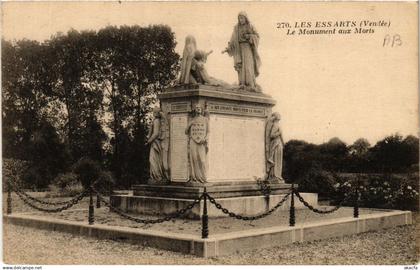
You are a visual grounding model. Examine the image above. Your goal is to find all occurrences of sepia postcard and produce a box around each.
[1,1,418,267]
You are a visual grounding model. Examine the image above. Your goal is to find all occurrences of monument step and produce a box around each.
[132,182,293,199]
[5,209,412,258]
[110,192,317,219]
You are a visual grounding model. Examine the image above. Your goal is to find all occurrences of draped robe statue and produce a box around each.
[146,107,169,183]
[265,112,284,182]
[179,35,197,85]
[185,105,209,183]
[224,11,261,92]
[179,35,232,88]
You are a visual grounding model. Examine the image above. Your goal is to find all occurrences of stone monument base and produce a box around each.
[110,183,318,219]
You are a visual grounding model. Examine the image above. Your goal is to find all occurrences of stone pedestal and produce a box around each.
[110,85,318,218]
[110,183,318,219]
[160,85,276,183]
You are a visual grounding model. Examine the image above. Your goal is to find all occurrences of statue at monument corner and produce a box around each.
[265,112,285,182]
[179,35,232,88]
[223,11,262,92]
[185,104,209,183]
[179,35,197,85]
[145,107,170,184]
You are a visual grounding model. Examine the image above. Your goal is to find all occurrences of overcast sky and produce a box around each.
[2,2,418,145]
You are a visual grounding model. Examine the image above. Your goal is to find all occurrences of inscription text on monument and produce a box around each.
[170,114,189,181]
[171,102,190,113]
[207,102,266,117]
[207,115,265,181]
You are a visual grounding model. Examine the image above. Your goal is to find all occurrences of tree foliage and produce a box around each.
[2,25,179,189]
[47,30,106,163]
[283,134,419,195]
[95,25,179,185]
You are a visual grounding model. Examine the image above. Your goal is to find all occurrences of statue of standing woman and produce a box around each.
[265,112,285,182]
[185,105,209,183]
[223,11,261,92]
[146,107,169,184]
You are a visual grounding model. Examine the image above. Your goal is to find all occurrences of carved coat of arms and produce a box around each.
[190,117,207,144]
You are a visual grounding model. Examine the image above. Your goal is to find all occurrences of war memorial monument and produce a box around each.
[3,10,414,261]
[110,12,317,217]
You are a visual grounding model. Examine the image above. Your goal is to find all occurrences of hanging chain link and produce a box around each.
[9,178,86,206]
[293,190,350,214]
[93,187,203,224]
[206,192,291,221]
[256,179,272,197]
[14,187,88,213]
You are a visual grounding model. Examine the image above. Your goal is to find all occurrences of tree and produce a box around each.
[350,138,370,156]
[24,120,69,188]
[283,140,319,182]
[47,30,106,163]
[125,125,149,186]
[2,39,54,160]
[72,157,101,189]
[96,25,179,186]
[370,134,414,173]
[318,137,349,172]
[2,39,69,188]
[402,135,419,169]
[2,158,29,190]
[3,25,180,189]
[348,138,371,173]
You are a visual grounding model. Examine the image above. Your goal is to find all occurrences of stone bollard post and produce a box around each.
[96,193,101,209]
[353,179,359,218]
[289,184,295,227]
[7,181,12,215]
[89,186,95,225]
[201,188,209,239]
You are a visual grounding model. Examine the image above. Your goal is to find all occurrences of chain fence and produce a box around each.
[9,178,86,206]
[6,176,362,239]
[13,187,88,213]
[293,188,355,214]
[93,187,203,224]
[256,179,272,197]
[206,191,291,220]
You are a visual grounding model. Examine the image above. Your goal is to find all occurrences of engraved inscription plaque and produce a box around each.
[170,114,188,181]
[207,102,266,117]
[171,102,190,113]
[207,115,265,181]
